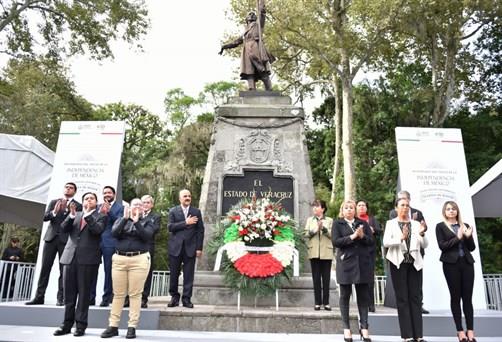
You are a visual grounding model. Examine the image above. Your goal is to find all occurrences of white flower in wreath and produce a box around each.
[225,241,247,262]
[272,241,295,267]
[260,223,266,230]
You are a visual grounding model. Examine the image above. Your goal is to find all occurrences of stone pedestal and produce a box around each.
[198,92,315,270]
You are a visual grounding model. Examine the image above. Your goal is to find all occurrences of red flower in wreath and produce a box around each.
[234,253,284,278]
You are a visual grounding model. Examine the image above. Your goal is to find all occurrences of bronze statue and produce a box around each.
[219,0,275,91]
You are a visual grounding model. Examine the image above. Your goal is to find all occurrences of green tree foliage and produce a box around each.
[92,102,170,200]
[0,0,149,60]
[444,106,502,273]
[0,57,93,149]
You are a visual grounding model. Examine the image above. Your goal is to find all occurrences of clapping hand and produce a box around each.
[100,201,111,215]
[69,202,77,216]
[401,223,409,241]
[123,205,130,219]
[54,199,65,213]
[464,225,473,238]
[131,207,140,223]
[457,225,464,240]
[356,225,365,239]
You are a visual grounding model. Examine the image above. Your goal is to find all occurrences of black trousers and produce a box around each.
[35,238,65,302]
[390,262,423,339]
[310,258,332,305]
[443,257,475,331]
[169,245,196,302]
[62,260,98,330]
[339,283,370,329]
[142,248,155,302]
[368,252,376,308]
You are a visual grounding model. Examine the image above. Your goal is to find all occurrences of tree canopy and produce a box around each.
[0,0,149,60]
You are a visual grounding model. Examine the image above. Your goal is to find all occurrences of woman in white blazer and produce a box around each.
[383,198,428,342]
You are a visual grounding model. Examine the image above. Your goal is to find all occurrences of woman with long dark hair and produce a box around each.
[356,200,381,312]
[436,201,476,342]
[383,197,428,342]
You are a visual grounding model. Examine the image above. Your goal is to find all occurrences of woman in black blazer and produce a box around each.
[332,200,373,342]
[436,201,476,342]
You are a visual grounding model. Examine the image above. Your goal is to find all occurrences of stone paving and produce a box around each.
[0,325,499,342]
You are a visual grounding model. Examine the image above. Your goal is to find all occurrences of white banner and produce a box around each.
[33,121,125,303]
[395,127,485,310]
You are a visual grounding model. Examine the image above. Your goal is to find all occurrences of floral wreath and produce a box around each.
[209,197,304,295]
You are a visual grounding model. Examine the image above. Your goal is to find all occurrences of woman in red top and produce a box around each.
[356,200,381,312]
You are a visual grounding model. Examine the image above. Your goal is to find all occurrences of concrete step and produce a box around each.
[2,301,501,337]
[188,271,339,307]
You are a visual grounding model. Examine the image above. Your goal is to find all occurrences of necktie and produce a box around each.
[80,217,87,231]
[183,207,188,219]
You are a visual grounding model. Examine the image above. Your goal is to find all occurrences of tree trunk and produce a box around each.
[330,76,342,205]
[341,54,356,201]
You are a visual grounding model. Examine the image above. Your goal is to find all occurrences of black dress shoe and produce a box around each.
[26,297,44,305]
[101,326,119,338]
[73,328,85,337]
[141,301,148,309]
[167,299,179,307]
[56,301,64,306]
[314,305,321,311]
[324,305,332,311]
[100,300,110,307]
[368,305,376,312]
[89,299,96,306]
[421,307,429,314]
[126,327,136,339]
[182,301,194,308]
[53,327,71,336]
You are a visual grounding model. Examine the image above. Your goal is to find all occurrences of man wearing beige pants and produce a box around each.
[101,199,154,339]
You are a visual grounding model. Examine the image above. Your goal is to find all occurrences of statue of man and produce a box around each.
[219,0,276,91]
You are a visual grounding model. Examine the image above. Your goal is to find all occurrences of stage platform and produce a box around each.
[1,300,501,338]
[1,325,501,342]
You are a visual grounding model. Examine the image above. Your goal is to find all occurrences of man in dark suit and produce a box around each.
[90,185,124,307]
[167,189,204,308]
[26,182,82,306]
[53,192,106,337]
[140,194,161,308]
[388,190,429,314]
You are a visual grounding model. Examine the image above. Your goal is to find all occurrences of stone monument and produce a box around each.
[198,91,316,270]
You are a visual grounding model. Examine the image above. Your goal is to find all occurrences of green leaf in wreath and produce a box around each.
[224,223,240,243]
[274,226,294,241]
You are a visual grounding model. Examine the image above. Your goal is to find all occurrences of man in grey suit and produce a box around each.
[167,189,204,308]
[53,192,106,337]
[26,182,82,306]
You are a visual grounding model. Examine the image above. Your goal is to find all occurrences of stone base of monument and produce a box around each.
[157,303,350,333]
[186,271,339,307]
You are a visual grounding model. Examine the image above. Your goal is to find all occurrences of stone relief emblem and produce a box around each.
[249,130,271,163]
[225,129,292,173]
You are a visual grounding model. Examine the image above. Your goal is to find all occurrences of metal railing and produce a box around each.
[484,274,502,311]
[0,261,36,302]
[374,275,386,305]
[2,261,502,310]
[149,270,170,297]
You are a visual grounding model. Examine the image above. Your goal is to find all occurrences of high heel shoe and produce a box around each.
[466,330,477,342]
[343,329,353,342]
[457,331,467,342]
[359,328,371,342]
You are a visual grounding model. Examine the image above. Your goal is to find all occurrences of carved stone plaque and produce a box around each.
[221,170,294,216]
